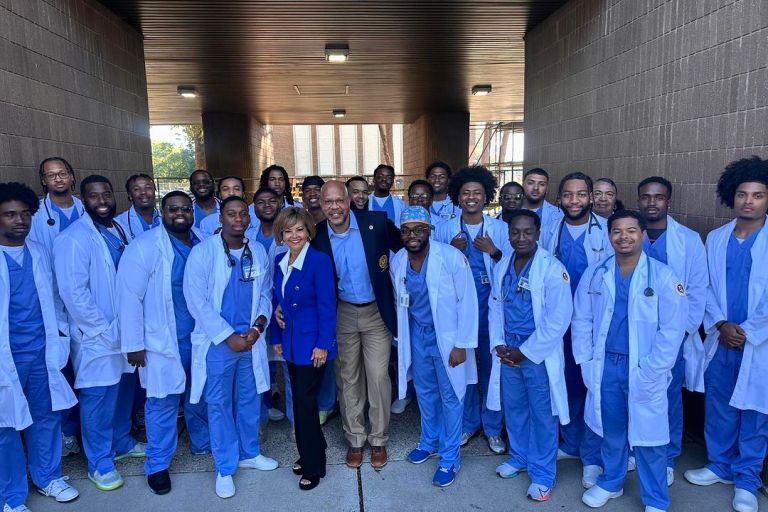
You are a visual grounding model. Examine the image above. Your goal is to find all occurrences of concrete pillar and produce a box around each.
[404,112,470,183]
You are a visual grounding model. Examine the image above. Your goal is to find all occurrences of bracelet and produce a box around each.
[715,320,727,330]
[253,323,265,334]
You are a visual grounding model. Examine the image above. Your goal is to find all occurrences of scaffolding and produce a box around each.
[468,121,524,191]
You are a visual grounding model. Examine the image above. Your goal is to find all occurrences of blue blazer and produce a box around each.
[270,245,337,365]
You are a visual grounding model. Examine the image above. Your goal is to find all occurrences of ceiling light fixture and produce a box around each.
[472,84,493,96]
[325,44,349,63]
[177,85,198,98]
[332,109,346,118]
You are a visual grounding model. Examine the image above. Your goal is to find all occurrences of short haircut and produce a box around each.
[637,176,673,199]
[595,177,618,191]
[448,165,498,205]
[259,165,295,204]
[217,176,245,195]
[161,190,192,209]
[716,156,768,208]
[219,195,248,210]
[38,157,76,192]
[125,173,155,194]
[345,176,368,187]
[608,209,647,231]
[425,160,452,179]
[80,175,112,197]
[558,172,594,195]
[501,181,523,193]
[523,167,549,181]
[0,182,40,214]
[253,186,279,202]
[407,179,434,196]
[507,208,541,231]
[273,207,316,245]
[373,164,395,176]
[189,169,212,182]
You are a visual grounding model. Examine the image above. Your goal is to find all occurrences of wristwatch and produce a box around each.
[253,323,266,334]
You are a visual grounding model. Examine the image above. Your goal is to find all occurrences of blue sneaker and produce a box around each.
[407,447,437,464]
[432,465,458,487]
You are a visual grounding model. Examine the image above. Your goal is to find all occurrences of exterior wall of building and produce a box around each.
[1,0,151,209]
[524,0,768,234]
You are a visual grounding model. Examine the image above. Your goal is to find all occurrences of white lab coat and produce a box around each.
[183,234,273,405]
[0,241,77,430]
[543,212,613,267]
[536,200,564,248]
[571,253,686,447]
[115,205,159,241]
[390,242,478,401]
[702,219,768,414]
[434,214,512,282]
[29,194,84,253]
[486,247,572,425]
[115,225,204,399]
[53,215,134,388]
[368,193,407,227]
[655,216,709,392]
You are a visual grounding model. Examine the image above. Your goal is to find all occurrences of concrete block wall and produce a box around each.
[0,0,151,209]
[524,0,768,234]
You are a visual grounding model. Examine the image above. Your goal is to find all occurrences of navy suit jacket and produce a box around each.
[311,210,402,336]
[270,245,337,365]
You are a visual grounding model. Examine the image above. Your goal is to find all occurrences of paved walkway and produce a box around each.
[26,404,768,511]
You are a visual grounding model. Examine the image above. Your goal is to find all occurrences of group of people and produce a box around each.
[0,155,766,512]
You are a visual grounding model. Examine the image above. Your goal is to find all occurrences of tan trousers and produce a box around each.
[334,301,392,448]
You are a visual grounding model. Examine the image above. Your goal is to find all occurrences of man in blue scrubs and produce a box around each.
[685,157,768,512]
[115,173,161,240]
[190,170,218,228]
[0,182,79,511]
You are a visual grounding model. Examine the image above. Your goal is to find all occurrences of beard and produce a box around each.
[563,203,591,222]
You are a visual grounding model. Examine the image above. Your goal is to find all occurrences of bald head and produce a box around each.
[321,180,351,231]
[321,180,347,199]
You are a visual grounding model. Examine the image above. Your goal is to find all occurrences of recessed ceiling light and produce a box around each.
[325,44,349,63]
[332,109,346,118]
[472,84,492,96]
[177,85,198,98]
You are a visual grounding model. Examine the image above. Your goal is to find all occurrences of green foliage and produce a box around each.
[151,140,195,178]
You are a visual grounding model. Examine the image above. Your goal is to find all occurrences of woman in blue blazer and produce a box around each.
[271,207,337,490]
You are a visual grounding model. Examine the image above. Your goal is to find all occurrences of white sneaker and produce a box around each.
[215,473,235,499]
[582,485,623,508]
[267,408,285,422]
[733,488,758,512]
[391,398,412,414]
[487,435,505,454]
[495,461,525,479]
[87,470,124,491]
[3,505,31,512]
[627,456,636,472]
[62,435,80,457]
[667,466,675,486]
[557,448,579,461]
[582,464,603,489]
[37,477,79,502]
[459,430,478,447]
[114,442,147,461]
[645,507,666,512]
[238,454,278,471]
[683,466,734,486]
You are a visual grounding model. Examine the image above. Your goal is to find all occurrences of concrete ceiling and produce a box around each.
[100,0,567,125]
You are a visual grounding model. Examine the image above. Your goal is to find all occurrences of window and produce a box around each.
[392,124,403,174]
[339,125,358,175]
[362,124,380,175]
[316,125,335,176]
[293,125,313,176]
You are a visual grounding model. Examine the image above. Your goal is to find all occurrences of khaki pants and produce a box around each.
[334,301,392,448]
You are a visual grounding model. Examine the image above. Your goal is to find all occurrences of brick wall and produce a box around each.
[524,0,768,234]
[0,0,151,210]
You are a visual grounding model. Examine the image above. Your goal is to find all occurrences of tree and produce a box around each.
[179,125,205,168]
[151,141,195,178]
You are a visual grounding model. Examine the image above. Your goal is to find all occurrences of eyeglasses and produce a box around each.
[192,179,213,186]
[322,199,347,207]
[593,191,616,199]
[408,194,431,201]
[43,171,70,181]
[165,205,194,213]
[401,226,431,237]
[501,193,523,201]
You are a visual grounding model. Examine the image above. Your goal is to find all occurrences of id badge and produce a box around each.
[518,276,531,292]
[480,272,490,285]
[399,292,410,308]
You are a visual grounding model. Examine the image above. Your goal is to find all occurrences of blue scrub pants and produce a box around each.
[560,329,602,465]
[179,339,210,454]
[704,344,768,495]
[0,349,62,509]
[205,342,261,477]
[666,344,685,467]
[501,359,558,487]
[60,359,80,438]
[411,324,462,470]
[79,371,138,475]
[144,393,181,475]
[598,353,668,510]
[463,327,503,437]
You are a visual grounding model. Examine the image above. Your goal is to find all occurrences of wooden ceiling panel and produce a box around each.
[99,1,567,125]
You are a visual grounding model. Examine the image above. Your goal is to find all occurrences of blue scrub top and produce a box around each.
[502,255,536,346]
[169,233,200,345]
[193,201,219,229]
[329,215,375,304]
[50,201,80,231]
[605,264,633,355]
[5,249,46,354]
[406,256,440,358]
[254,228,274,254]
[97,225,126,269]
[558,227,589,295]
[138,209,161,232]
[220,251,254,333]
[463,222,491,333]
[642,230,668,265]
[371,195,396,224]
[726,230,759,325]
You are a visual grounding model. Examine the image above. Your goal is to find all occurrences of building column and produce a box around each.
[403,112,470,183]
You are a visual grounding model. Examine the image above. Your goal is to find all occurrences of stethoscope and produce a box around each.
[125,207,159,240]
[95,221,129,255]
[457,217,485,257]
[587,255,655,297]
[500,256,534,302]
[431,200,457,220]
[221,234,256,282]
[43,195,83,226]
[553,212,605,259]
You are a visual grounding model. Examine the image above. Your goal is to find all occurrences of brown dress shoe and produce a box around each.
[370,446,388,470]
[346,447,363,468]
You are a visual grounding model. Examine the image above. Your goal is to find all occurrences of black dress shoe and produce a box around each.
[148,469,171,495]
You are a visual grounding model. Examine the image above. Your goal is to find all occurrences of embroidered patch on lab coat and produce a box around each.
[675,281,685,297]
[379,254,388,270]
[562,271,570,283]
